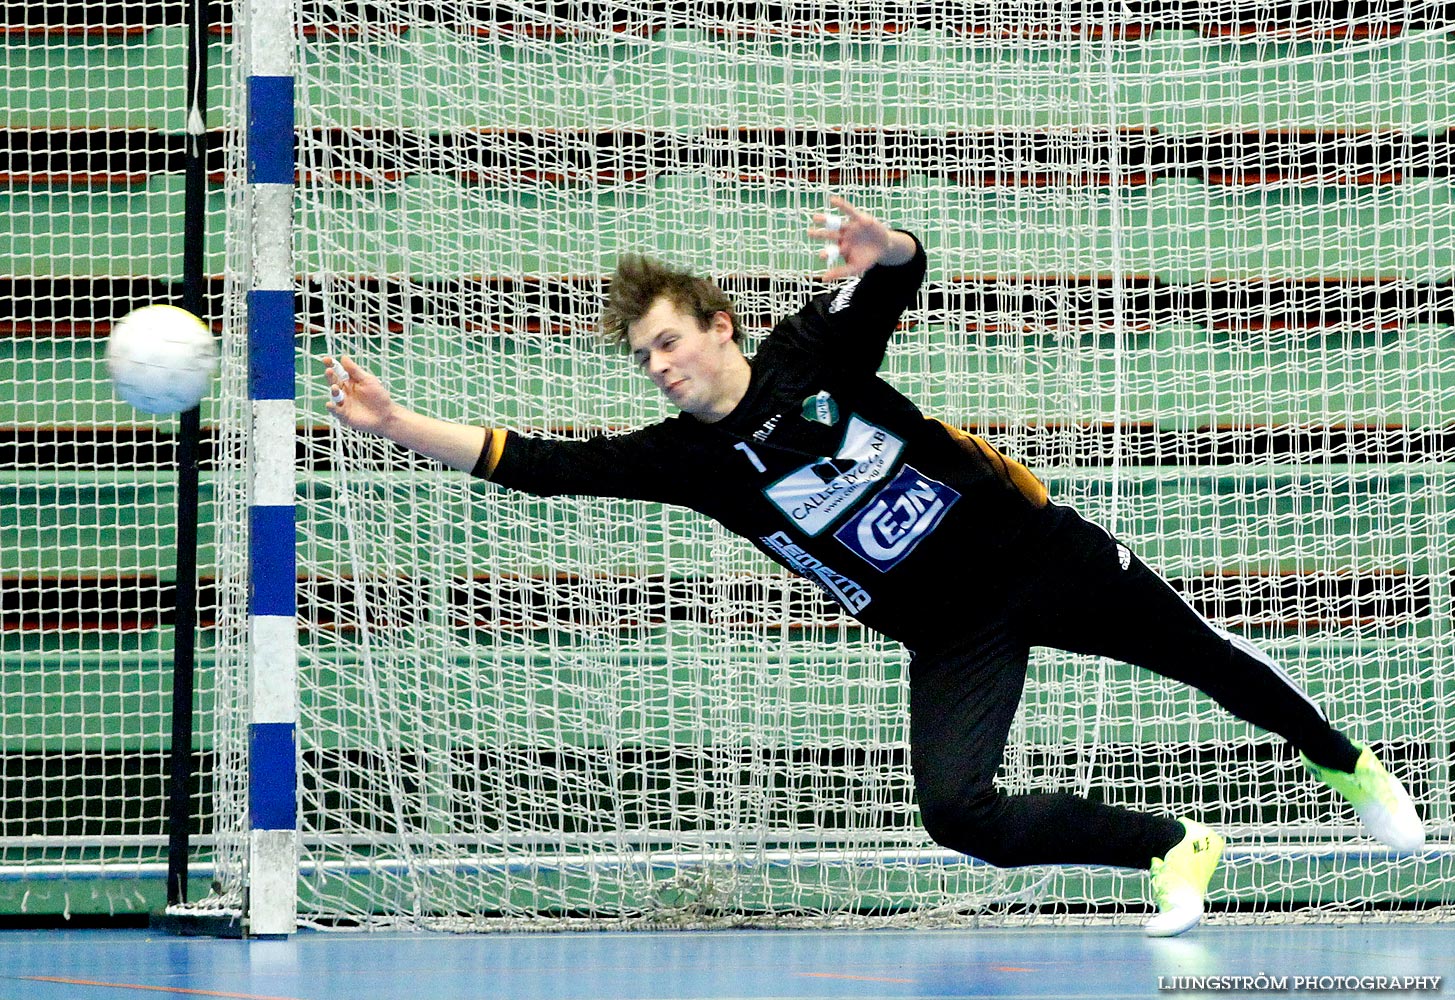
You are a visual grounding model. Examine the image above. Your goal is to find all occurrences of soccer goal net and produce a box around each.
[192,0,1454,930]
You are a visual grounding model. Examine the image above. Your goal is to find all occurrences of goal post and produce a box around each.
[184,0,1454,931]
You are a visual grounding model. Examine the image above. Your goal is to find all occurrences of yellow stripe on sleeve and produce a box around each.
[936,420,1049,508]
[473,427,508,480]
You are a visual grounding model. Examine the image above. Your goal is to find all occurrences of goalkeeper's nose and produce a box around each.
[647,353,673,385]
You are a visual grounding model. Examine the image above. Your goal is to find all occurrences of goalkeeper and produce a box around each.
[321,196,1424,938]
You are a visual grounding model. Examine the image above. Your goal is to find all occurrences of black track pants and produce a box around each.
[908,503,1359,870]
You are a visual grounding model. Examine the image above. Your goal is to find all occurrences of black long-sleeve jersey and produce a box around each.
[471,234,1050,649]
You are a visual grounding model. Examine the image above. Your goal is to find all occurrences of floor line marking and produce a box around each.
[20,977,304,1000]
[797,972,917,983]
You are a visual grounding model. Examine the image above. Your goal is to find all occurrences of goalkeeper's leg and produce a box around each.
[908,620,1217,936]
[908,623,1188,871]
[1021,503,1423,852]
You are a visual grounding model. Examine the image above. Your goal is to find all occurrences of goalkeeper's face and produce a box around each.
[627,296,748,423]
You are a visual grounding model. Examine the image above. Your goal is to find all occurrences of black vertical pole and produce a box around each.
[167,0,212,909]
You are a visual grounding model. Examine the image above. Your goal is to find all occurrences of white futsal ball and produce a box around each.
[106,305,218,414]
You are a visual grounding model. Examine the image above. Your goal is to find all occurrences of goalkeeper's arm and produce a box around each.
[322,354,491,472]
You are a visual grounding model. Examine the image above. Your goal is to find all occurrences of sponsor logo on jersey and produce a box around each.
[760,531,872,613]
[800,390,840,427]
[763,415,904,536]
[752,412,783,442]
[834,465,960,572]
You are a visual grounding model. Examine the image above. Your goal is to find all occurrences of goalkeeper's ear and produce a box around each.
[707,309,737,347]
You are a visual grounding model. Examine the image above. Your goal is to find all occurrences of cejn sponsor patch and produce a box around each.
[834,465,960,571]
[763,415,904,536]
[760,531,872,613]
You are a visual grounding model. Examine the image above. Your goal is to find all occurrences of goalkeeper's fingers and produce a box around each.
[320,355,348,404]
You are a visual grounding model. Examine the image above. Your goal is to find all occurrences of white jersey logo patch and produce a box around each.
[763,414,904,536]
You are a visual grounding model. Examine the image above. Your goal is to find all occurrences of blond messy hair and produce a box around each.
[601,254,741,346]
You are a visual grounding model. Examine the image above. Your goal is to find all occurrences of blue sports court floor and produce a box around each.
[0,924,1450,999]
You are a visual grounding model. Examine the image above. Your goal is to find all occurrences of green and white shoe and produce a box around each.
[1144,819,1225,938]
[1302,743,1425,851]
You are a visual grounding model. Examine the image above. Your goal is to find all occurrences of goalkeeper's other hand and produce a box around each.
[806,195,915,280]
[323,355,399,437]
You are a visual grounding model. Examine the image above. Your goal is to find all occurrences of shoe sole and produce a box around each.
[1143,827,1225,938]
[1145,909,1203,938]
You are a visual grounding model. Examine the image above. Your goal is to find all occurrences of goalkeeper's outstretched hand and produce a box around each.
[321,354,488,471]
[323,354,398,437]
[807,195,916,281]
